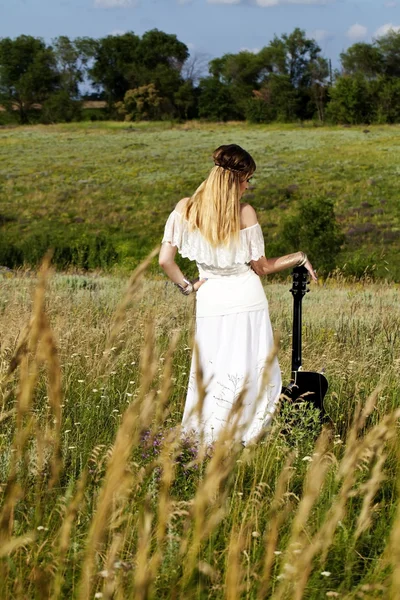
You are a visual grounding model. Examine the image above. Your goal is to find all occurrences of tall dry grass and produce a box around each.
[0,261,400,599]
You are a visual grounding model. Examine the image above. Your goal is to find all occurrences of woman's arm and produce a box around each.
[251,254,318,282]
[159,242,205,291]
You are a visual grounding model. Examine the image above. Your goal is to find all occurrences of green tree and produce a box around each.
[0,35,59,123]
[88,32,141,110]
[41,90,82,123]
[375,76,400,123]
[246,74,298,123]
[52,35,91,98]
[198,78,238,121]
[375,29,400,77]
[88,30,188,116]
[174,80,198,120]
[340,42,383,78]
[326,74,377,124]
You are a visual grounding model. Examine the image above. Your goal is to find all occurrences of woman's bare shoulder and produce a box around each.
[175,197,190,214]
[240,203,258,228]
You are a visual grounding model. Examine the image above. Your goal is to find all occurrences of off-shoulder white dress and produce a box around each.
[162,210,282,445]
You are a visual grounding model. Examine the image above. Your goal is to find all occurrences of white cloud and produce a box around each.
[384,1,398,7]
[259,0,328,4]
[207,0,241,3]
[240,47,261,53]
[309,29,334,42]
[110,29,127,35]
[94,0,136,7]
[209,0,331,4]
[374,23,400,37]
[346,23,368,40]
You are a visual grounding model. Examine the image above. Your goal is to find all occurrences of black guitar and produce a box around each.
[282,266,328,416]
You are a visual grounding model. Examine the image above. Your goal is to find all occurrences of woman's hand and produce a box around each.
[305,258,318,283]
[193,278,208,292]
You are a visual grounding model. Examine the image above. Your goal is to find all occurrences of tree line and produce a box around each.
[0,28,399,125]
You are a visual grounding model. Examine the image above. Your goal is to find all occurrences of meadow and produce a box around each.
[1,260,400,599]
[0,121,400,278]
[1,121,400,599]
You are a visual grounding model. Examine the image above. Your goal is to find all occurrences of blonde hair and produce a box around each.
[183,144,256,247]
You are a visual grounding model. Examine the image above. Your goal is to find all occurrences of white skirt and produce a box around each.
[182,272,282,445]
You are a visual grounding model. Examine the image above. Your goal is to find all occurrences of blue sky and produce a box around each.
[2,0,399,68]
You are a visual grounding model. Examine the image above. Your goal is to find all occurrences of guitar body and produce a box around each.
[282,371,328,414]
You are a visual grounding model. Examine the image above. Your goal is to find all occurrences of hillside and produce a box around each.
[0,121,399,278]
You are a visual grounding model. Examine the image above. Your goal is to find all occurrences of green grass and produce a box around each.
[1,270,400,598]
[1,121,400,277]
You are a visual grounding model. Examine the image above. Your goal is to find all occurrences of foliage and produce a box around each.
[41,90,82,123]
[87,29,188,114]
[116,84,163,121]
[276,197,345,276]
[326,74,377,125]
[0,35,59,123]
[1,29,400,125]
[198,77,238,121]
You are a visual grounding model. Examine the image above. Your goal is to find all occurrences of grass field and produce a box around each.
[1,263,400,599]
[1,121,400,278]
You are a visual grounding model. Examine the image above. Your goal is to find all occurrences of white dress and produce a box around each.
[162,210,282,445]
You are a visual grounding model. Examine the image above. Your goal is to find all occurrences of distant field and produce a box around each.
[0,121,399,278]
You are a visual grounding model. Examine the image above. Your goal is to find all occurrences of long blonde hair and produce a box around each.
[183,144,256,247]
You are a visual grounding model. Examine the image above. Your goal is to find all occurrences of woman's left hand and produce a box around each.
[193,278,208,292]
[305,259,318,282]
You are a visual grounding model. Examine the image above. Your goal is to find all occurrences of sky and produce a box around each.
[1,0,400,69]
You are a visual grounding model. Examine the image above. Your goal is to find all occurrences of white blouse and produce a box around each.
[162,210,265,277]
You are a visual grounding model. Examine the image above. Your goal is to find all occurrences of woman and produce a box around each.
[159,144,317,445]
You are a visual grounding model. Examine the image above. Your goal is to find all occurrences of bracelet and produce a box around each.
[297,252,308,267]
[175,277,194,295]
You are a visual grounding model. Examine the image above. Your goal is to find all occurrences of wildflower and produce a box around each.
[95,593,103,599]
[302,456,313,462]
[68,446,76,450]
[252,531,260,538]
[321,571,331,577]
[283,563,296,573]
[92,389,98,393]
[112,409,119,413]
[74,422,81,426]
[78,380,84,383]
[126,393,133,397]
[37,526,45,531]
[274,551,282,555]
[65,430,71,434]
[129,381,135,384]
[99,570,109,578]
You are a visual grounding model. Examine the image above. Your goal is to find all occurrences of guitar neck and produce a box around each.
[292,291,303,372]
[290,266,308,373]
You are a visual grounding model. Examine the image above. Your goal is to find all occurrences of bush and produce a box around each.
[41,91,83,124]
[0,230,119,270]
[270,196,344,277]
